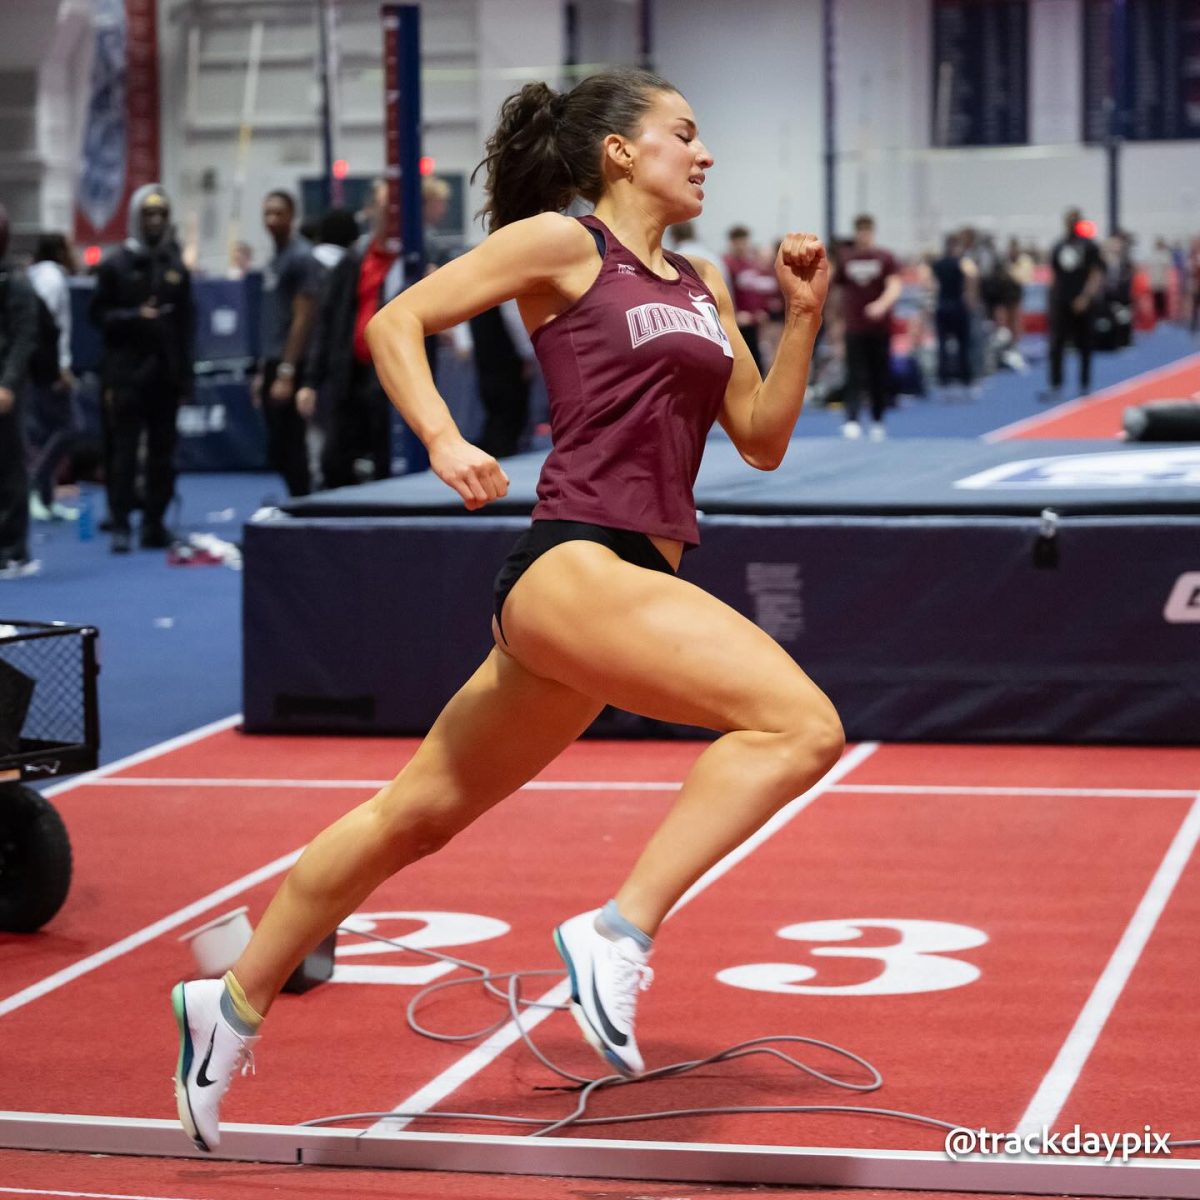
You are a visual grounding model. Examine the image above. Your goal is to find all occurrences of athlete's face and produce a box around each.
[625,90,713,220]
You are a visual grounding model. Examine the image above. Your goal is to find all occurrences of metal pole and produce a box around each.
[1106,0,1126,236]
[381,4,428,472]
[227,20,264,267]
[316,0,334,212]
[822,0,836,244]
[638,0,653,72]
[564,2,578,74]
[395,6,424,288]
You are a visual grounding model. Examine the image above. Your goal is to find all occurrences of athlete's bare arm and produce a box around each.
[687,233,827,471]
[364,213,596,510]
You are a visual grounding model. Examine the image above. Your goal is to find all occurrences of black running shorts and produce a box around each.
[493,520,675,643]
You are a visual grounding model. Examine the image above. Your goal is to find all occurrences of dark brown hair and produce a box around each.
[474,67,679,232]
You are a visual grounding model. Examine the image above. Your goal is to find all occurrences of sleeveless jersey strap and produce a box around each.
[576,215,607,261]
[664,249,709,291]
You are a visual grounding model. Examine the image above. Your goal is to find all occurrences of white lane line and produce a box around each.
[1016,792,1200,1134]
[367,741,881,1134]
[79,777,682,791]
[828,784,1198,799]
[41,714,243,799]
[983,350,1200,442]
[87,779,1199,799]
[0,1189,213,1200]
[0,849,302,1018]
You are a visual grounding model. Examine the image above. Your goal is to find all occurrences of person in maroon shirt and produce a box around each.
[172,68,839,1151]
[832,214,902,440]
[723,224,776,372]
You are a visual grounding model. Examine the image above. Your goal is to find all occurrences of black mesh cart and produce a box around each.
[0,620,100,932]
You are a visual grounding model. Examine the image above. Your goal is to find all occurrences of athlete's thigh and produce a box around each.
[395,644,604,821]
[500,541,832,733]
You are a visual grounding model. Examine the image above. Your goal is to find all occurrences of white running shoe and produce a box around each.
[553,909,653,1077]
[0,557,41,580]
[841,420,862,440]
[172,979,259,1151]
[869,421,887,441]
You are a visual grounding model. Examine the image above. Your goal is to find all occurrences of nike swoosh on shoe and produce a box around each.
[590,974,629,1047]
[196,1027,219,1087]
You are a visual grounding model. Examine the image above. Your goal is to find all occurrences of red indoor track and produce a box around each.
[988,352,1200,441]
[2,727,1199,1199]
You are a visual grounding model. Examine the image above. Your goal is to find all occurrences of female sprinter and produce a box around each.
[172,67,841,1152]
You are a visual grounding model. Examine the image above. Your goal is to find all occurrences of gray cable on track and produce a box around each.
[297,927,1200,1149]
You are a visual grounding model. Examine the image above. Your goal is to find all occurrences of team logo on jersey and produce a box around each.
[617,263,636,275]
[626,293,733,357]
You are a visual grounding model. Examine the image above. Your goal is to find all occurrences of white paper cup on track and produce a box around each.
[179,906,252,977]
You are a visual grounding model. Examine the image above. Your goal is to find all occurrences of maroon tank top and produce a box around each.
[530,215,734,546]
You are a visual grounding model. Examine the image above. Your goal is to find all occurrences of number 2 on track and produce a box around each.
[331,910,511,986]
[717,919,987,996]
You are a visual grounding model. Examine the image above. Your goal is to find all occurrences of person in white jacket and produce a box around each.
[26,233,77,521]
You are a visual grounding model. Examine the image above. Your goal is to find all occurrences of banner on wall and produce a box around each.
[74,0,161,246]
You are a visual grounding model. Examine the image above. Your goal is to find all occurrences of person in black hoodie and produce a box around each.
[300,181,403,489]
[0,201,39,576]
[90,184,194,552]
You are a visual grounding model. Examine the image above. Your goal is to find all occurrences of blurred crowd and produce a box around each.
[708,211,1200,439]
[1,183,1199,575]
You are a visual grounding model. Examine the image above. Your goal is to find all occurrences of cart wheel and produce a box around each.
[0,784,73,932]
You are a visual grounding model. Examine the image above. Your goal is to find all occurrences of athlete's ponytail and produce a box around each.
[475,68,678,232]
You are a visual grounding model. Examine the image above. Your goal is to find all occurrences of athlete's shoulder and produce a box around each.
[489,212,595,265]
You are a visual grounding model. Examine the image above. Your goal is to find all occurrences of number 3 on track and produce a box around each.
[717,919,987,996]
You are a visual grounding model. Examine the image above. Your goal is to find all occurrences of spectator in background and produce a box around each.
[226,241,253,279]
[421,176,464,383]
[301,207,361,483]
[0,201,39,577]
[301,179,404,488]
[831,213,901,440]
[26,232,78,521]
[1147,237,1173,321]
[1100,233,1135,351]
[1189,236,1200,335]
[468,299,536,459]
[723,225,774,372]
[668,222,730,290]
[90,184,193,553]
[310,208,359,275]
[422,176,460,272]
[255,189,318,497]
[929,231,979,398]
[992,236,1032,371]
[1041,207,1104,403]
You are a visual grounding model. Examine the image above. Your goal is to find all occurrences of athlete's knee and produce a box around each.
[803,706,846,774]
[772,696,845,784]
